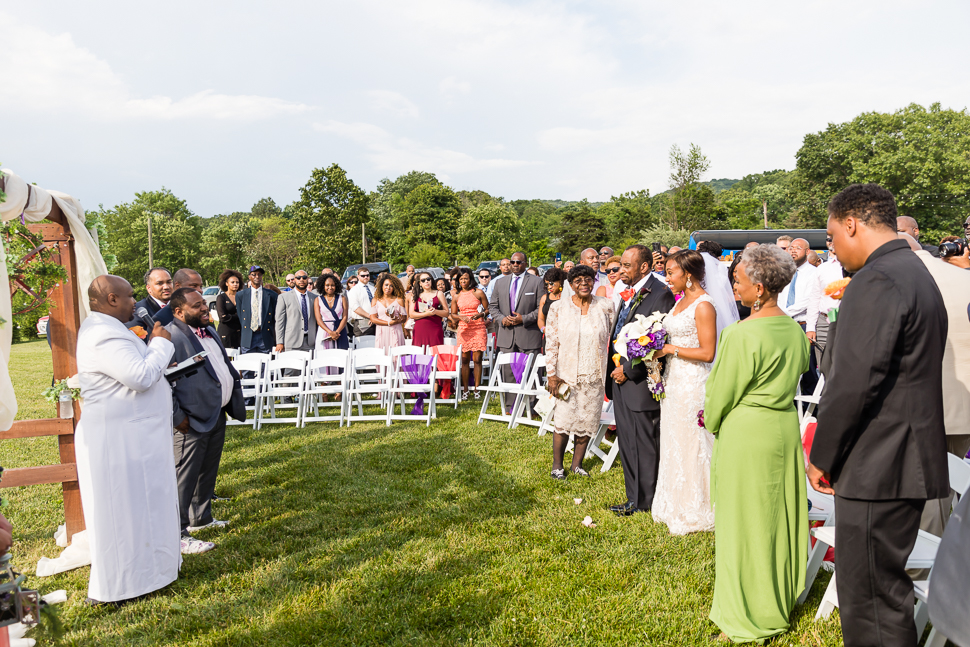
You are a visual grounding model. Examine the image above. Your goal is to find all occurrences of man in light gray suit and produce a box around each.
[165,288,244,550]
[489,251,546,383]
[274,270,317,353]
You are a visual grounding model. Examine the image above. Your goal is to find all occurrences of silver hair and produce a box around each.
[741,244,797,294]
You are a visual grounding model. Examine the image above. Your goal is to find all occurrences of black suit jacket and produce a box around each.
[165,318,245,432]
[135,296,164,318]
[236,287,278,349]
[605,274,676,412]
[811,239,949,500]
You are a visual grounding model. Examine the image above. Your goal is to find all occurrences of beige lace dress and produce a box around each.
[544,295,615,437]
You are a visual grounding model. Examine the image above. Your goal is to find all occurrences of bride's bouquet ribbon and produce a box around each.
[401,354,435,415]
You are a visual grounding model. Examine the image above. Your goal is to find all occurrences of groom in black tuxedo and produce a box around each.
[809,184,948,647]
[607,245,676,516]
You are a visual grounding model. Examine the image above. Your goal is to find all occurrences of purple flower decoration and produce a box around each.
[697,409,705,429]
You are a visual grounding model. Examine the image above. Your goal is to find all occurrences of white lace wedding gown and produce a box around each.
[652,294,716,535]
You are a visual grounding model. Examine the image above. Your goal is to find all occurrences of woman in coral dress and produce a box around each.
[451,268,489,399]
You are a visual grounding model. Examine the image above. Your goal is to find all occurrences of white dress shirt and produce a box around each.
[348,282,374,322]
[193,328,234,407]
[778,261,818,323]
[805,256,845,333]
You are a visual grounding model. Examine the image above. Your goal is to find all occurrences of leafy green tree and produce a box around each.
[457,202,521,264]
[662,144,715,232]
[247,216,300,283]
[409,243,452,269]
[370,171,441,264]
[100,188,202,297]
[294,164,370,274]
[639,223,690,249]
[397,183,462,262]
[514,199,561,253]
[791,102,970,237]
[250,197,283,220]
[555,200,606,258]
[600,190,653,249]
[199,213,260,282]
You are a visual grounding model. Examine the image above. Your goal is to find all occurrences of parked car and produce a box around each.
[341,262,391,288]
[202,286,220,310]
[537,264,554,276]
[476,260,500,276]
[413,267,446,282]
[36,316,49,337]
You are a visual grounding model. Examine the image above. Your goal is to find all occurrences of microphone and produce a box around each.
[135,306,155,330]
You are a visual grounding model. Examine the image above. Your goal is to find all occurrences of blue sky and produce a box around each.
[2,1,968,217]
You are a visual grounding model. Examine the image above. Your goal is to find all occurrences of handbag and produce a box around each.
[928,489,970,645]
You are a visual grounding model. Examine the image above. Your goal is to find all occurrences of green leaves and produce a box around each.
[294,164,371,273]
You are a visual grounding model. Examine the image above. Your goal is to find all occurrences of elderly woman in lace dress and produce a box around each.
[544,264,615,480]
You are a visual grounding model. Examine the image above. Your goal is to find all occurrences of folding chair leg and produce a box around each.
[799,535,830,605]
[814,573,838,620]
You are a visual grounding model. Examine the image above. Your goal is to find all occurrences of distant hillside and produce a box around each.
[706,178,740,192]
[534,199,607,209]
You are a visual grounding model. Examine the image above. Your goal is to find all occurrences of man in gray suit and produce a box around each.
[489,251,546,382]
[166,288,244,551]
[274,270,317,353]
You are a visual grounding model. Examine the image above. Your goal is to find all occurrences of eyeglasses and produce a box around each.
[605,267,620,274]
[825,236,833,242]
[509,260,524,264]
[571,277,595,285]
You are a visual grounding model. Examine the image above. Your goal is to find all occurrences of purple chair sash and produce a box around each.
[401,354,435,415]
[510,352,528,383]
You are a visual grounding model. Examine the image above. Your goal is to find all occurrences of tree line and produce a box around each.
[83,101,970,296]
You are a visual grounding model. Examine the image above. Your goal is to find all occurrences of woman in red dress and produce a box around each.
[408,271,448,348]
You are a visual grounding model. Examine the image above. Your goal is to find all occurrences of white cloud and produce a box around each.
[314,120,538,174]
[367,90,420,118]
[439,77,472,100]
[0,12,309,121]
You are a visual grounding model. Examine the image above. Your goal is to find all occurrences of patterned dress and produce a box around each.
[456,289,487,352]
[544,296,614,437]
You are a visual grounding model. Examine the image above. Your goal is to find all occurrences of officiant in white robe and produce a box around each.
[74,275,182,603]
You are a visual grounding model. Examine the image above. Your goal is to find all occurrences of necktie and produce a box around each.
[251,288,261,331]
[193,327,210,340]
[510,276,519,309]
[300,292,308,332]
[365,284,373,302]
[614,299,633,339]
[786,271,797,308]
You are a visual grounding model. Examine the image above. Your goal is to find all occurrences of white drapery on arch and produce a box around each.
[0,169,108,430]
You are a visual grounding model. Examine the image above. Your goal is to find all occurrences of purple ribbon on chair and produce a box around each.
[401,354,435,415]
[510,352,528,383]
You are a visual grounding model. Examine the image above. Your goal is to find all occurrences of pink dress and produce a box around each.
[456,290,486,352]
[375,299,406,354]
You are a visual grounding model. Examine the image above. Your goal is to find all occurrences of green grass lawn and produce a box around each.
[3,338,844,646]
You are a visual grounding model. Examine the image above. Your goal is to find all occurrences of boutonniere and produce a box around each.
[129,325,147,340]
[619,288,634,302]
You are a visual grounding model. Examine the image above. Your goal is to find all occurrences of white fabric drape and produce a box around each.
[0,169,108,431]
[699,252,740,358]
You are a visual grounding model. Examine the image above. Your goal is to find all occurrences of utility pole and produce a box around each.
[361,223,366,264]
[147,212,154,268]
[762,200,769,229]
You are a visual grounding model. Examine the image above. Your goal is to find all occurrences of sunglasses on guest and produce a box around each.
[605,267,620,274]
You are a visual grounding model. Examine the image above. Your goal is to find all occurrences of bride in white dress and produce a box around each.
[652,249,722,535]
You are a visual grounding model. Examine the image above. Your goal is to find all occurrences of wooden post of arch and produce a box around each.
[0,196,85,542]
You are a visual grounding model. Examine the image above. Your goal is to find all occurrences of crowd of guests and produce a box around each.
[68,185,969,645]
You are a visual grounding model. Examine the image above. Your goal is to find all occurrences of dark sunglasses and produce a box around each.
[295,275,309,280]
[605,267,620,274]
[420,278,433,282]
[509,260,524,264]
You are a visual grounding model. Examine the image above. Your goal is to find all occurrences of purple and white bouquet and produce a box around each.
[612,312,669,400]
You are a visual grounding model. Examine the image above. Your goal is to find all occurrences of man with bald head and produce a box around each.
[563,248,602,298]
[74,275,183,604]
[153,268,205,326]
[896,215,940,257]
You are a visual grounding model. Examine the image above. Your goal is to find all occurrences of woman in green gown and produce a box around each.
[704,244,810,643]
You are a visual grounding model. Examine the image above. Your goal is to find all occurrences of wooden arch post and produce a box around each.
[0,198,85,542]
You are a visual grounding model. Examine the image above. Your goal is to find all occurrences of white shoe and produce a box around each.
[186,519,229,532]
[180,536,215,555]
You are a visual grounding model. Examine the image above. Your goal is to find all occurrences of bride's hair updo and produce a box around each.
[666,249,706,283]
[740,244,796,294]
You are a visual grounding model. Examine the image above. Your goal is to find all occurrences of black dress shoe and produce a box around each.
[609,500,634,512]
[616,505,647,516]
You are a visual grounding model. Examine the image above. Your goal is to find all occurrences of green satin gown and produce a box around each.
[704,316,810,643]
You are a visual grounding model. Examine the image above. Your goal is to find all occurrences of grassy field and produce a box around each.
[3,339,844,646]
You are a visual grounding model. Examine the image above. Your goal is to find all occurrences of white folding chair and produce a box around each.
[798,414,837,605]
[260,355,308,426]
[225,348,240,360]
[479,333,496,382]
[811,453,970,620]
[583,403,621,472]
[276,349,313,363]
[345,348,393,426]
[386,353,437,426]
[301,349,350,426]
[228,353,268,429]
[508,354,549,429]
[354,336,376,350]
[431,344,462,408]
[795,373,825,426]
[477,352,533,426]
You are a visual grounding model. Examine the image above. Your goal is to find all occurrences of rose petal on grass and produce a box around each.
[573,498,582,505]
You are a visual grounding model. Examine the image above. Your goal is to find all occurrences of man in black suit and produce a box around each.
[153,268,204,326]
[809,184,949,647]
[165,288,244,551]
[134,267,172,318]
[236,265,278,355]
[607,245,675,516]
[896,215,941,257]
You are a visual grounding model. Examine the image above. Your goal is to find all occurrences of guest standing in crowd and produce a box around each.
[598,246,614,283]
[562,248,602,299]
[135,267,173,318]
[499,258,511,277]
[348,267,376,337]
[778,238,819,396]
[154,268,205,325]
[478,269,494,300]
[775,235,792,251]
[452,268,489,399]
[607,245,675,516]
[409,271,448,348]
[595,255,621,299]
[809,184,948,647]
[896,215,941,257]
[370,274,408,354]
[526,266,540,276]
[215,270,243,349]
[275,270,317,354]
[166,288,244,553]
[538,267,566,334]
[704,244,809,643]
[237,265,278,355]
[652,250,718,535]
[562,260,575,273]
[545,264,614,479]
[728,254,750,320]
[75,275,181,603]
[939,235,970,269]
[314,274,349,352]
[804,235,842,364]
[489,252,546,384]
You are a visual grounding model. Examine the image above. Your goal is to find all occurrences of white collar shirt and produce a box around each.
[349,283,374,321]
[779,261,818,323]
[191,327,234,407]
[805,257,845,332]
